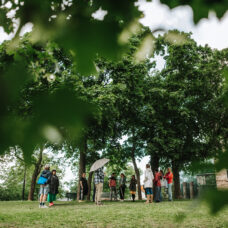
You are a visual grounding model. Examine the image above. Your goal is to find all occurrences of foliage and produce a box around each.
[0,37,93,161]
[0,148,66,200]
[0,0,144,74]
[143,31,228,169]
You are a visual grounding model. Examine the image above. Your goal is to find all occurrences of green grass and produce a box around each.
[0,200,227,228]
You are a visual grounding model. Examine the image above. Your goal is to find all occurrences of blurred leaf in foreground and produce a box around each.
[203,189,228,214]
[160,0,228,24]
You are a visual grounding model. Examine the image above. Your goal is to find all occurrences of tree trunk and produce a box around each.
[77,138,87,200]
[150,153,159,200]
[28,146,43,201]
[172,161,181,199]
[87,172,93,201]
[22,165,26,200]
[150,153,159,176]
[131,141,142,200]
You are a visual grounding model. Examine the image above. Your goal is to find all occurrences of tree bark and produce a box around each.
[150,152,159,200]
[87,171,93,201]
[131,137,142,200]
[22,165,26,200]
[150,153,159,176]
[28,146,43,201]
[77,138,87,200]
[172,161,181,199]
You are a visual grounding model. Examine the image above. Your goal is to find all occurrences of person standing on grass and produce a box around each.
[164,167,173,201]
[119,173,126,201]
[144,164,154,204]
[79,173,88,202]
[47,169,59,207]
[39,164,51,208]
[109,173,117,201]
[154,169,162,202]
[94,167,104,205]
[129,175,137,202]
[160,170,165,201]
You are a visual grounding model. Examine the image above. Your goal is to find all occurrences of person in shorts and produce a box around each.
[39,164,51,208]
[144,164,154,204]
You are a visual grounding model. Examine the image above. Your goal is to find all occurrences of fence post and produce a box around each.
[183,182,187,199]
[190,182,194,199]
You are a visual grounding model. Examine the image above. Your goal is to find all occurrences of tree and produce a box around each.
[142,31,228,198]
[0,36,93,160]
[96,31,155,200]
[28,146,44,201]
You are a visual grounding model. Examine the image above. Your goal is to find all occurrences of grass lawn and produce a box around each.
[0,200,227,228]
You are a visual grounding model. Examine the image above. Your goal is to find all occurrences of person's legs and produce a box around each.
[97,183,103,205]
[168,183,173,201]
[132,194,135,202]
[119,186,123,200]
[39,194,44,207]
[145,188,152,203]
[110,187,113,201]
[48,193,55,206]
[122,186,125,200]
[154,186,159,202]
[114,187,117,201]
[150,194,153,203]
[39,185,44,208]
[149,188,153,203]
[146,194,150,203]
[93,185,96,202]
[79,188,84,201]
[145,188,149,203]
[160,187,163,202]
[95,184,99,204]
[41,185,49,207]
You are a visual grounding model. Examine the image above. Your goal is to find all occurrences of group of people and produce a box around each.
[144,164,173,203]
[85,164,173,205]
[38,164,59,208]
[107,173,140,202]
[38,163,173,207]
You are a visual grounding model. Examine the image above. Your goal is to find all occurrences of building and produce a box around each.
[216,169,228,189]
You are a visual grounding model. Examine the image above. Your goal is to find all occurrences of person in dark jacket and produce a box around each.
[39,164,51,208]
[119,173,126,201]
[79,173,88,202]
[129,175,137,202]
[47,169,59,207]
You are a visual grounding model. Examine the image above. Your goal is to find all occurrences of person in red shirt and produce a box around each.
[154,169,162,202]
[164,167,173,201]
[109,173,117,201]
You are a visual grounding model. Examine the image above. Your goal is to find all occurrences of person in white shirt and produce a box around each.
[143,164,154,204]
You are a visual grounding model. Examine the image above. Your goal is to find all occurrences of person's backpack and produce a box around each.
[37,176,47,185]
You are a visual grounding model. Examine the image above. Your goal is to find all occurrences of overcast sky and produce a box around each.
[1,0,228,186]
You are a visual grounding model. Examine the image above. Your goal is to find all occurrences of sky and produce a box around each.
[1,0,228,188]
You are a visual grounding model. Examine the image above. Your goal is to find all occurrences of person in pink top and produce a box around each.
[164,167,173,201]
